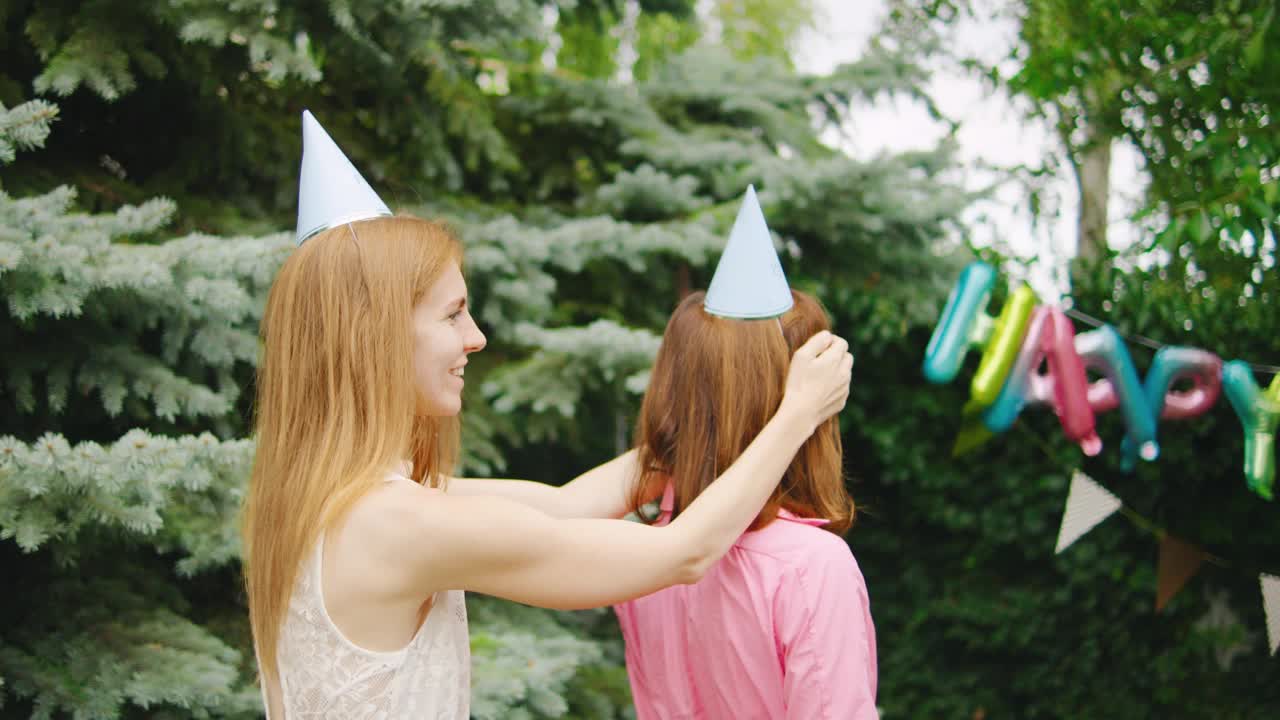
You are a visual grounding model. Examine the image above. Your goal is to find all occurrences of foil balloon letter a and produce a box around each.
[982,306,1101,455]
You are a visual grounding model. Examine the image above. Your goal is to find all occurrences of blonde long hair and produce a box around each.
[243,216,462,687]
[632,290,855,534]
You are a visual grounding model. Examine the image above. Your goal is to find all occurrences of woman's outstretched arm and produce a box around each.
[447,327,852,520]
[400,331,851,609]
[446,449,648,519]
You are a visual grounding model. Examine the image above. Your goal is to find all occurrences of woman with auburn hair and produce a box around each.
[613,289,879,720]
[242,115,853,719]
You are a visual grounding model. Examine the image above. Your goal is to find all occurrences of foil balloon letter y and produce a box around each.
[1222,361,1280,501]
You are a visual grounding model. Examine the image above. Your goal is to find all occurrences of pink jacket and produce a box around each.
[613,487,879,720]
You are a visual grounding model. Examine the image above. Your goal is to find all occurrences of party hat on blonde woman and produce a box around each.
[703,185,793,319]
[295,110,392,245]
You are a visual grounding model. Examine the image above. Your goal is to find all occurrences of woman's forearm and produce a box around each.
[449,449,644,519]
[556,449,646,518]
[447,477,565,515]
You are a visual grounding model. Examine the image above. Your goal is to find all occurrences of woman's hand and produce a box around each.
[779,330,853,433]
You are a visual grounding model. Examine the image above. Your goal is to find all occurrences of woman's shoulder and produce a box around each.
[758,524,871,608]
[349,471,423,513]
[331,476,476,597]
[742,513,858,567]
[344,475,448,544]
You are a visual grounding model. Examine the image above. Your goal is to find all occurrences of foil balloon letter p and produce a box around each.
[982,306,1101,455]
[1222,361,1280,501]
[1076,325,1159,467]
[1097,347,1224,470]
[970,286,1036,405]
[1145,348,1224,420]
[923,263,1034,403]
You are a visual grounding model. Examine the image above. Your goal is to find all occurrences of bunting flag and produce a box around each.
[1053,472,1279,647]
[1262,574,1280,656]
[1055,471,1123,554]
[951,398,996,456]
[1155,534,1209,612]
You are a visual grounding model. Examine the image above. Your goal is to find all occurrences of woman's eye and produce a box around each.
[448,310,463,322]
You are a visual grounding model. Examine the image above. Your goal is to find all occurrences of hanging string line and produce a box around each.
[1062,307,1280,377]
[1117,499,1278,578]
[1013,424,1278,577]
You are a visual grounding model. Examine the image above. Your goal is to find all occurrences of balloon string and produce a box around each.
[1062,307,1280,376]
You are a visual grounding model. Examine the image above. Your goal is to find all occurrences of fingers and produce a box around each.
[841,352,854,404]
[816,334,849,361]
[780,330,855,423]
[794,330,835,360]
[813,336,849,370]
[836,352,853,407]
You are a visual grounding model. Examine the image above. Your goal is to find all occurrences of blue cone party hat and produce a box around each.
[703,185,793,319]
[295,110,392,245]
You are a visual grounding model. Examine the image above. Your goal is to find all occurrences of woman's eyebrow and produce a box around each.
[445,296,467,311]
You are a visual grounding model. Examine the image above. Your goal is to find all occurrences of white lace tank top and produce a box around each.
[269,479,470,719]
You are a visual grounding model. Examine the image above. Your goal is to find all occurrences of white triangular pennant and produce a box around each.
[1055,471,1123,554]
[1262,574,1280,656]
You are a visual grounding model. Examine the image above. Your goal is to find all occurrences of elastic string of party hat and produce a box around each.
[345,222,374,300]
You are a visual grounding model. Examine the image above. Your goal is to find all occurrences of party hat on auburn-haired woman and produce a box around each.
[703,184,794,319]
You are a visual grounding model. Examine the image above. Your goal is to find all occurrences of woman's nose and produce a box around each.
[465,320,487,353]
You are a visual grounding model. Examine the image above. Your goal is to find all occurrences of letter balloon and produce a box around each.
[983,306,1101,455]
[924,263,1035,407]
[1222,361,1280,501]
[1076,325,1158,465]
[1092,347,1223,470]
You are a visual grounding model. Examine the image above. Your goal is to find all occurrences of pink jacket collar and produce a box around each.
[658,483,828,527]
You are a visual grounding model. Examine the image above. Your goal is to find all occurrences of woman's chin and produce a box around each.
[417,395,463,418]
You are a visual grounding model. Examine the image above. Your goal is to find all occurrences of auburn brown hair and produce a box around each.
[630,289,855,535]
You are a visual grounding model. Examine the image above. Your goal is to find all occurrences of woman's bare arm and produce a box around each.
[446,449,647,519]
[403,332,851,609]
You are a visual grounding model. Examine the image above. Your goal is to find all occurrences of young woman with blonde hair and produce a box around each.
[242,114,853,719]
[613,289,879,720]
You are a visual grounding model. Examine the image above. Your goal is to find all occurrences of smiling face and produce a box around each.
[411,261,487,416]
